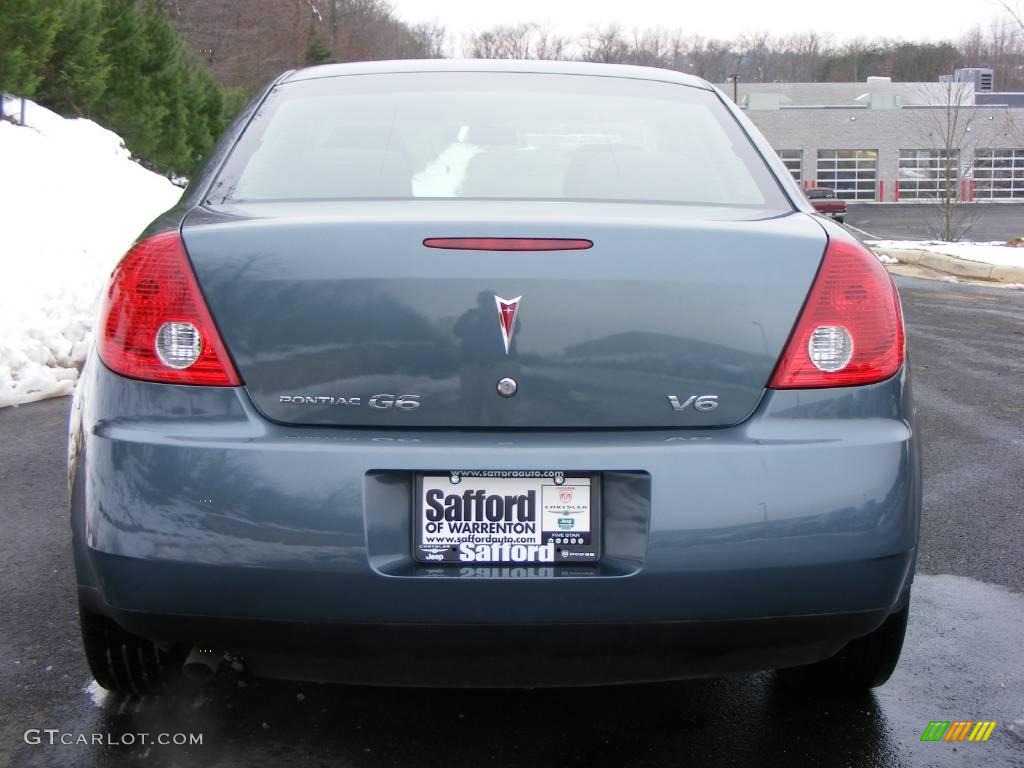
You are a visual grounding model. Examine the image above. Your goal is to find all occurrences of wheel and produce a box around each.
[775,599,909,693]
[834,215,845,224]
[79,605,186,695]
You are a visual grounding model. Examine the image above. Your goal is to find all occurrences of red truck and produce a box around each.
[806,187,847,223]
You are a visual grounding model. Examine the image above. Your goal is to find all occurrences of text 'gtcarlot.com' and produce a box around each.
[24,730,203,746]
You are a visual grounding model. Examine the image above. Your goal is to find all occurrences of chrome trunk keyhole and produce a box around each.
[496,377,518,398]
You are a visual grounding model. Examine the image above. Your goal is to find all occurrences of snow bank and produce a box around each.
[866,239,1024,269]
[0,96,182,408]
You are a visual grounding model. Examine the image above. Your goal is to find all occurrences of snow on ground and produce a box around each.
[83,679,109,708]
[866,239,1024,269]
[0,96,182,408]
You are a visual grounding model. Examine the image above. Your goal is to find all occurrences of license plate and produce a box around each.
[414,472,600,564]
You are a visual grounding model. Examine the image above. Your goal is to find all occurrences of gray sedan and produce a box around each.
[69,59,918,694]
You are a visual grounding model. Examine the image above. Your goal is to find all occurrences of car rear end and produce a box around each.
[70,61,919,690]
[807,188,848,221]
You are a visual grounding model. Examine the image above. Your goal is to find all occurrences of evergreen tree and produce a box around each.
[183,65,222,169]
[0,0,63,97]
[2,0,247,174]
[93,0,196,172]
[93,0,167,163]
[306,29,333,66]
[37,0,111,116]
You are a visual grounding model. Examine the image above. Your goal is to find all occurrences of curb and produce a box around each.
[868,246,1024,283]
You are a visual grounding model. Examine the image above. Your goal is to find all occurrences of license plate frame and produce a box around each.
[413,471,601,565]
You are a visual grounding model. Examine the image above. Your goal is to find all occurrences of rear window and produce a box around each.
[212,72,788,209]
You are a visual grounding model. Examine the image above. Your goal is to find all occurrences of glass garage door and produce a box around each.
[816,149,877,200]
[777,149,802,184]
[974,149,1024,199]
[899,149,959,200]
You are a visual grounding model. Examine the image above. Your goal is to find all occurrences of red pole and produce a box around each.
[879,179,885,202]
[894,179,900,202]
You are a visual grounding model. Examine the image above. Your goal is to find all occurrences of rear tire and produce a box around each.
[79,606,185,695]
[834,215,845,224]
[775,599,909,693]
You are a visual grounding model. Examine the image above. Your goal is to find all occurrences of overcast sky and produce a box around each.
[392,0,1012,49]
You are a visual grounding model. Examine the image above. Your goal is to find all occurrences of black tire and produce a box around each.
[834,215,845,224]
[79,606,185,695]
[775,600,909,693]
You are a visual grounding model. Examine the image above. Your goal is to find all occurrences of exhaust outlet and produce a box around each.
[182,646,223,681]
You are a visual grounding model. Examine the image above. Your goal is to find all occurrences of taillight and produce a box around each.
[769,236,905,389]
[97,231,241,386]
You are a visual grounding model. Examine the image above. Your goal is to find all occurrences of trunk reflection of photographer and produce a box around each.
[454,291,522,423]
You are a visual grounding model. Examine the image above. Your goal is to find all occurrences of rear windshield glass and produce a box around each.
[212,72,788,209]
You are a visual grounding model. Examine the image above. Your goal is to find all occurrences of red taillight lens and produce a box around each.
[423,238,593,251]
[768,236,905,389]
[97,231,241,386]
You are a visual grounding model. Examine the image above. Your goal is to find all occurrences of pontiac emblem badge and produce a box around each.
[495,295,521,354]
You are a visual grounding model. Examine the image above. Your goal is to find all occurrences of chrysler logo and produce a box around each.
[495,295,521,354]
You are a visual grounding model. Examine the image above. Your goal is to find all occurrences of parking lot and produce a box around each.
[845,202,1024,242]
[1,275,1022,768]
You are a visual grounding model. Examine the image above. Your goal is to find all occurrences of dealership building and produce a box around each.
[721,70,1024,202]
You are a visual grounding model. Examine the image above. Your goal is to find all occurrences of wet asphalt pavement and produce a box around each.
[1,277,1023,768]
[845,203,1024,242]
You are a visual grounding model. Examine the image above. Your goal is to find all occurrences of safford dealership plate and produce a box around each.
[414,472,600,564]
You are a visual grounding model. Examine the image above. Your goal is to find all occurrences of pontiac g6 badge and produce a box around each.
[279,393,420,409]
[495,295,521,354]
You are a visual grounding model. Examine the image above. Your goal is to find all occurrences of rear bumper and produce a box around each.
[78,584,899,686]
[69,359,920,682]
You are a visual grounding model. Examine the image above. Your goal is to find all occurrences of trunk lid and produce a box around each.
[182,201,826,428]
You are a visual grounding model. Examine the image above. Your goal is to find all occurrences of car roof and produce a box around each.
[280,59,713,91]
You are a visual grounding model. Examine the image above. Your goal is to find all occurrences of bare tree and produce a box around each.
[960,15,1024,91]
[579,24,630,64]
[664,30,689,71]
[997,0,1024,31]
[685,35,740,81]
[916,79,980,240]
[843,37,871,81]
[467,22,568,60]
[530,29,571,61]
[738,32,773,82]
[410,21,448,58]
[786,31,830,81]
[160,3,1024,93]
[468,23,530,59]
[627,28,669,67]
[162,0,446,87]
